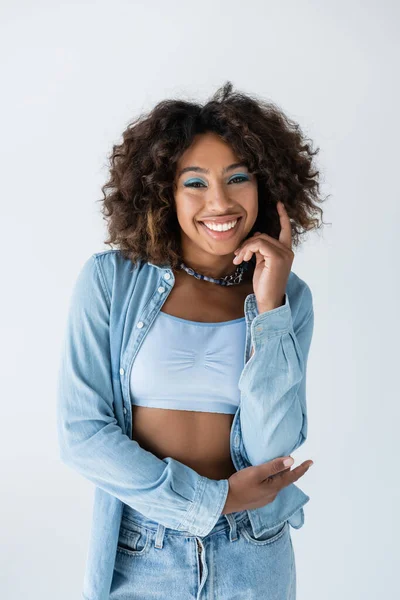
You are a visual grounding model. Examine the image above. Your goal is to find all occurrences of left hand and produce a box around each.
[232,200,294,313]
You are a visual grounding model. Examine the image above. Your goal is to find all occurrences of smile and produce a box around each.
[198,217,243,240]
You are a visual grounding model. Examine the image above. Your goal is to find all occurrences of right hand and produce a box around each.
[221,456,314,514]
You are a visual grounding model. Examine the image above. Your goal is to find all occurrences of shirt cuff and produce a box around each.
[249,293,293,338]
[177,477,230,537]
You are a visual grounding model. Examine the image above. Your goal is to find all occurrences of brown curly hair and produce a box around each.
[98,81,328,269]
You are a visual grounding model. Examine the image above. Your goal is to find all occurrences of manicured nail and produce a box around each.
[283,457,293,466]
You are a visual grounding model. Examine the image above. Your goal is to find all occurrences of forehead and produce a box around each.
[177,133,239,167]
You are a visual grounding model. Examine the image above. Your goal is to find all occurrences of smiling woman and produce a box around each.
[99,80,326,271]
[58,80,325,600]
[172,132,259,263]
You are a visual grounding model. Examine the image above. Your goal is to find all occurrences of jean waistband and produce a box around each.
[121,503,249,538]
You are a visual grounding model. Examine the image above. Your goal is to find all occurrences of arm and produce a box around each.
[238,286,314,466]
[56,255,229,537]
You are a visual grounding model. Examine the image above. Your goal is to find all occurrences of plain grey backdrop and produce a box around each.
[1,1,399,598]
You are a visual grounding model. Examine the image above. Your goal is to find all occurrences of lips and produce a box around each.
[198,216,243,240]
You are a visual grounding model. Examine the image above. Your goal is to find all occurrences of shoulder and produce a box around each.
[93,248,139,272]
[92,249,143,294]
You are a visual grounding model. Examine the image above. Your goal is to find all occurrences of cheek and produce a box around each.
[240,189,258,217]
[175,204,199,232]
[175,191,200,216]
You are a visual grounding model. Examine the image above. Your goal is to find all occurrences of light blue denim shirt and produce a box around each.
[56,249,314,600]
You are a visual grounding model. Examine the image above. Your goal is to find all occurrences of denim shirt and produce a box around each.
[56,249,314,600]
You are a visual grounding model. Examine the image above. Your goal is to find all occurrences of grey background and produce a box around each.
[1,1,398,598]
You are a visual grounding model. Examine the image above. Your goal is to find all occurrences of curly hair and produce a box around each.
[98,81,328,269]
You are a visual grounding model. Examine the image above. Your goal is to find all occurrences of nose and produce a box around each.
[204,183,234,212]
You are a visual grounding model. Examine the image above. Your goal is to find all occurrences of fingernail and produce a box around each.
[283,457,293,466]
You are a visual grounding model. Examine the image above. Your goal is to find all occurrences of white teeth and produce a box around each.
[203,219,238,232]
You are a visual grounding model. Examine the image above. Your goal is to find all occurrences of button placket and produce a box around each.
[119,368,127,415]
[118,273,172,432]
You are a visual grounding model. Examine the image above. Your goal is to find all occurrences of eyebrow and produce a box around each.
[177,162,249,178]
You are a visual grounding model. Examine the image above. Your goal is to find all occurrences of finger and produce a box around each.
[279,460,313,488]
[242,248,254,262]
[266,465,292,480]
[257,456,294,481]
[234,232,287,257]
[277,201,292,250]
[233,239,279,265]
[264,459,313,490]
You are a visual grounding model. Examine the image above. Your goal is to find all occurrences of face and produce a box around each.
[173,132,258,266]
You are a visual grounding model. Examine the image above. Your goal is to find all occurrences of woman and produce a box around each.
[57,81,324,599]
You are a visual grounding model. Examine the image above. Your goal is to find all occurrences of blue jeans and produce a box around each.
[109,503,296,599]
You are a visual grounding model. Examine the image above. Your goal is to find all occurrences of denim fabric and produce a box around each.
[56,249,313,600]
[110,504,295,600]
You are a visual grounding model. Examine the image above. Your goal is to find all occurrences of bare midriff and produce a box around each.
[131,267,254,481]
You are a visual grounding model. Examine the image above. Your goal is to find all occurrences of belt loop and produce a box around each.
[224,513,239,542]
[154,523,165,549]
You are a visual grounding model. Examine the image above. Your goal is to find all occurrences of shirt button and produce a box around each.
[158,286,165,293]
[123,407,127,415]
[164,272,171,280]
[136,321,144,328]
[119,368,124,375]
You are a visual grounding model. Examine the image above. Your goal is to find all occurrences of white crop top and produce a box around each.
[129,310,246,414]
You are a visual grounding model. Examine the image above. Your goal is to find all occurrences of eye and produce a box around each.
[183,174,250,188]
[183,178,206,188]
[228,174,250,184]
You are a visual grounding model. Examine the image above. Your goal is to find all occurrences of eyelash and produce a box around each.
[184,175,249,188]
